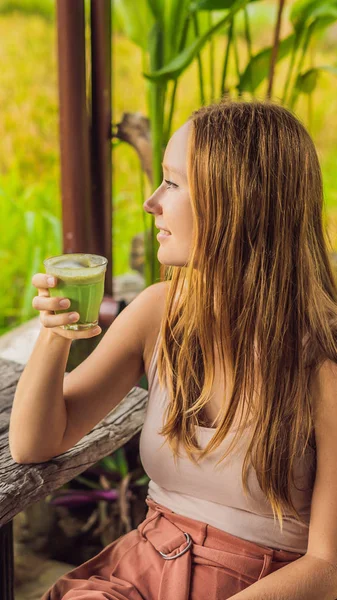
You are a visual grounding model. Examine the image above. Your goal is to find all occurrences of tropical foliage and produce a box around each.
[114,0,337,285]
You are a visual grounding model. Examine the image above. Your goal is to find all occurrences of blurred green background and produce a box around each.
[1,0,337,336]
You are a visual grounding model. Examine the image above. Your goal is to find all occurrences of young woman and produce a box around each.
[10,100,337,599]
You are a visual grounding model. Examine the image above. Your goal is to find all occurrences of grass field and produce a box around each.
[1,8,337,335]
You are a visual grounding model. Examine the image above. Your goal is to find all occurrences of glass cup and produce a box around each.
[43,253,108,330]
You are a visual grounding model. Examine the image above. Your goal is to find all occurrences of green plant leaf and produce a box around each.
[113,0,155,50]
[24,210,36,238]
[99,450,129,477]
[295,68,319,94]
[41,210,62,250]
[134,474,150,486]
[99,456,119,472]
[75,475,102,490]
[113,448,129,478]
[294,65,337,95]
[313,13,337,31]
[22,244,42,320]
[0,0,55,21]
[290,0,337,32]
[289,64,337,109]
[148,20,165,71]
[163,0,191,60]
[144,0,250,81]
[318,65,337,76]
[194,0,259,9]
[147,0,165,21]
[239,33,295,92]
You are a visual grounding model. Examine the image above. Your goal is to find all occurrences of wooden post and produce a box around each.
[0,521,14,600]
[90,0,113,296]
[56,0,94,253]
[56,0,117,325]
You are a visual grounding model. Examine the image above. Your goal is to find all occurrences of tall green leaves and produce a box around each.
[114,0,194,285]
[291,65,337,109]
[283,0,337,105]
[290,0,337,32]
[0,172,61,334]
[113,0,155,50]
[144,0,252,82]
[195,0,259,8]
[239,34,295,93]
[162,0,191,61]
[114,0,337,286]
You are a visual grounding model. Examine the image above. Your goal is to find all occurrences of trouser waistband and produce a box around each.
[137,496,302,600]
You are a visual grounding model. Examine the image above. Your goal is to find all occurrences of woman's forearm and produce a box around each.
[9,326,72,463]
[228,554,337,600]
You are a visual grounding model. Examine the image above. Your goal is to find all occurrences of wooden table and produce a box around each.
[0,357,148,600]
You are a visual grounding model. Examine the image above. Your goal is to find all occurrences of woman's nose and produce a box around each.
[142,198,151,213]
[143,195,162,214]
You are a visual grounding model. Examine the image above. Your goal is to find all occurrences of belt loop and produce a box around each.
[258,553,273,580]
[138,509,161,540]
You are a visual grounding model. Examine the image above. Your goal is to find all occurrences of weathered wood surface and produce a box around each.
[0,357,148,527]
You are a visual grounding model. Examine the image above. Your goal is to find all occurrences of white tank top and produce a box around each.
[139,331,316,554]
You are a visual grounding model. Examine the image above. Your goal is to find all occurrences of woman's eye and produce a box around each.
[164,179,178,189]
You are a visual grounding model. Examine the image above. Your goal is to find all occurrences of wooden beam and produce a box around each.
[0,358,147,527]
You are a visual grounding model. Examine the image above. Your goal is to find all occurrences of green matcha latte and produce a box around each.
[43,253,108,330]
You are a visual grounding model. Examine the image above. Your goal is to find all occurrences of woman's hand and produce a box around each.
[31,273,102,340]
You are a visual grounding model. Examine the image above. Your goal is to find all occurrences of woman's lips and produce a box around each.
[157,231,171,240]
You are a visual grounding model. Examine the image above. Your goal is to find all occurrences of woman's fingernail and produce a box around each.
[47,277,55,286]
[59,299,70,308]
[69,313,78,322]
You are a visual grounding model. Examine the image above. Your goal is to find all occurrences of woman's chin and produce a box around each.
[157,256,190,268]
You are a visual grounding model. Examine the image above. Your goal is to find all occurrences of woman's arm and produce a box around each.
[228,553,337,599]
[9,326,72,462]
[9,280,168,463]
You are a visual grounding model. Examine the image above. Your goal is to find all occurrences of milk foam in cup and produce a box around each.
[43,253,108,330]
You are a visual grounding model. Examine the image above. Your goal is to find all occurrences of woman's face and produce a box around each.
[143,121,194,267]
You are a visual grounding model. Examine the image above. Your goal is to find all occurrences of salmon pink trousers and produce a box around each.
[41,496,303,599]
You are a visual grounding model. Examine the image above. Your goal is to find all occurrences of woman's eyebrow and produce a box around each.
[161,163,187,180]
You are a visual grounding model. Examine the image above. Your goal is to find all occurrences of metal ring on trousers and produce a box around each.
[159,532,192,560]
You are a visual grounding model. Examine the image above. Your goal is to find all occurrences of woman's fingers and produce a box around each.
[32,273,58,292]
[32,295,71,311]
[39,311,80,328]
[31,272,102,339]
[49,326,102,340]
[31,274,77,326]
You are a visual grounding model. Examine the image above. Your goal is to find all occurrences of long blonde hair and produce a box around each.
[156,100,337,531]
